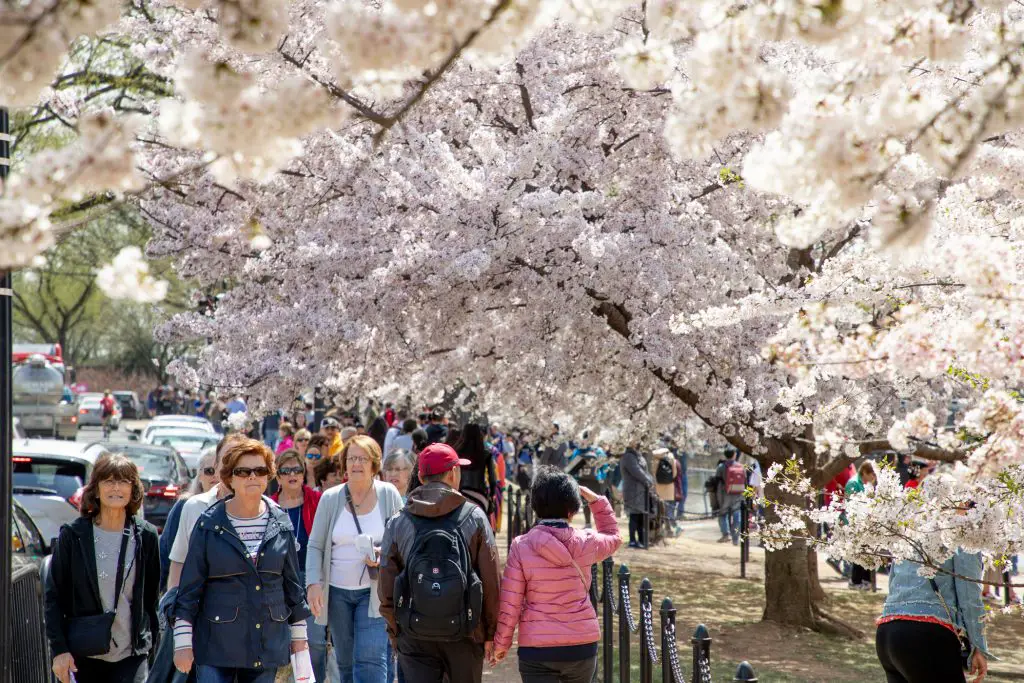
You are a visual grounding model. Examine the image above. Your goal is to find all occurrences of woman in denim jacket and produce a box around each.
[877,550,992,683]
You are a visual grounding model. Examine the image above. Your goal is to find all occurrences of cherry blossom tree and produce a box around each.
[6,0,1024,633]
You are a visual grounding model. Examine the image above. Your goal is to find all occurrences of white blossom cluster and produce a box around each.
[95,246,170,302]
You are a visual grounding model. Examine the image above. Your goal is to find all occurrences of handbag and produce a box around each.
[346,486,379,581]
[67,518,133,658]
[927,555,973,671]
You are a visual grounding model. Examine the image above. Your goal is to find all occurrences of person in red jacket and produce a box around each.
[491,467,622,682]
[271,449,325,683]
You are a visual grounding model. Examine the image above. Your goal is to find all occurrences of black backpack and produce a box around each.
[655,457,675,484]
[394,504,483,641]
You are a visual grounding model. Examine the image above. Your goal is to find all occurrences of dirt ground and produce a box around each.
[283,512,1024,683]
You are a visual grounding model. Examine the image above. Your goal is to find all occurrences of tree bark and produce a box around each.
[761,445,863,638]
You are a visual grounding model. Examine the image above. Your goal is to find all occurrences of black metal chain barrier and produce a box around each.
[621,581,639,634]
[642,600,660,664]
[663,620,687,683]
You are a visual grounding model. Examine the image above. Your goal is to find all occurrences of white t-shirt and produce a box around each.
[329,503,385,589]
[169,486,222,564]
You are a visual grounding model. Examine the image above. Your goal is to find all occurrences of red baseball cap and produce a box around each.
[418,443,471,478]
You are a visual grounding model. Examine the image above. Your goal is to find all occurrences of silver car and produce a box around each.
[76,396,121,429]
[12,439,99,545]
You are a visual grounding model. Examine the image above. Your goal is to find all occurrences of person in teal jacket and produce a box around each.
[844,461,877,589]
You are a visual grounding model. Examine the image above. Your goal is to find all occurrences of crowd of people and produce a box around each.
[41,394,997,683]
[42,402,628,683]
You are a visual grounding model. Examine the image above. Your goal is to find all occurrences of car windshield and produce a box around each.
[155,434,219,452]
[12,457,85,499]
[116,450,175,480]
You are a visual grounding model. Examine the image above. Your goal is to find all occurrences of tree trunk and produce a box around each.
[761,449,863,637]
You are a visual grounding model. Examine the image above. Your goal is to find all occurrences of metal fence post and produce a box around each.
[734,661,758,682]
[660,598,676,683]
[513,488,522,538]
[525,491,534,529]
[691,624,711,683]
[639,578,654,683]
[1005,570,1012,607]
[740,498,747,578]
[602,558,614,683]
[618,565,631,683]
[506,485,514,552]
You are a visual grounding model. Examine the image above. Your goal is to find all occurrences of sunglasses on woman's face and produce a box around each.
[202,467,217,476]
[306,451,322,460]
[232,466,270,479]
[278,466,304,476]
[295,437,310,443]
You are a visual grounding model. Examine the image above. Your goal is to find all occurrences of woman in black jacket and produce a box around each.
[172,437,309,683]
[44,453,160,683]
[455,423,498,518]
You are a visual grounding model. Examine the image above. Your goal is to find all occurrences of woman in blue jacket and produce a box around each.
[173,437,310,683]
[877,549,992,683]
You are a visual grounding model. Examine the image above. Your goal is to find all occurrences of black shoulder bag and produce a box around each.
[66,517,133,658]
[927,556,973,671]
[346,485,379,581]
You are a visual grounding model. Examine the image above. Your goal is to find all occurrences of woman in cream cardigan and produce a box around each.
[306,435,403,682]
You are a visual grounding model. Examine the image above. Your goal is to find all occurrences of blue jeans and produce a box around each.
[264,429,280,451]
[718,505,741,542]
[328,586,389,683]
[197,665,277,683]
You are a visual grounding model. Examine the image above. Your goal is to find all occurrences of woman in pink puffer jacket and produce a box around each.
[491,467,622,682]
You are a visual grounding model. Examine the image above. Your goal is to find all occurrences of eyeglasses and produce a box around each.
[201,467,217,476]
[278,466,304,476]
[306,452,322,460]
[232,466,270,479]
[347,455,372,465]
[100,478,132,487]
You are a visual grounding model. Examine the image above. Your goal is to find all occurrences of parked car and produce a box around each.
[11,497,48,564]
[144,428,222,469]
[88,442,191,531]
[11,439,99,545]
[113,390,144,419]
[143,416,216,439]
[76,395,121,430]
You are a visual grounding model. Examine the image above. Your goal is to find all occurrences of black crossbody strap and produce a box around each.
[345,485,364,535]
[111,516,132,613]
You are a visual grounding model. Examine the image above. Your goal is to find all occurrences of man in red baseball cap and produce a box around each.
[378,443,501,683]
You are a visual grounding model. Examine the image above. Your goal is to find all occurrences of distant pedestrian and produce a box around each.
[275,422,295,454]
[45,453,160,683]
[715,450,745,545]
[173,437,310,683]
[620,446,654,549]
[491,468,621,682]
[424,409,448,445]
[378,443,502,683]
[844,461,878,589]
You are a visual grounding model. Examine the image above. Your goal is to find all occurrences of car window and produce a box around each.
[10,516,24,554]
[122,451,175,479]
[12,505,44,556]
[12,457,86,499]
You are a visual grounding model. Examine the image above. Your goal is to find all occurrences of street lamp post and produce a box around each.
[0,105,14,683]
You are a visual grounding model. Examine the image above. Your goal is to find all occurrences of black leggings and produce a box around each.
[876,620,966,683]
[851,563,872,586]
